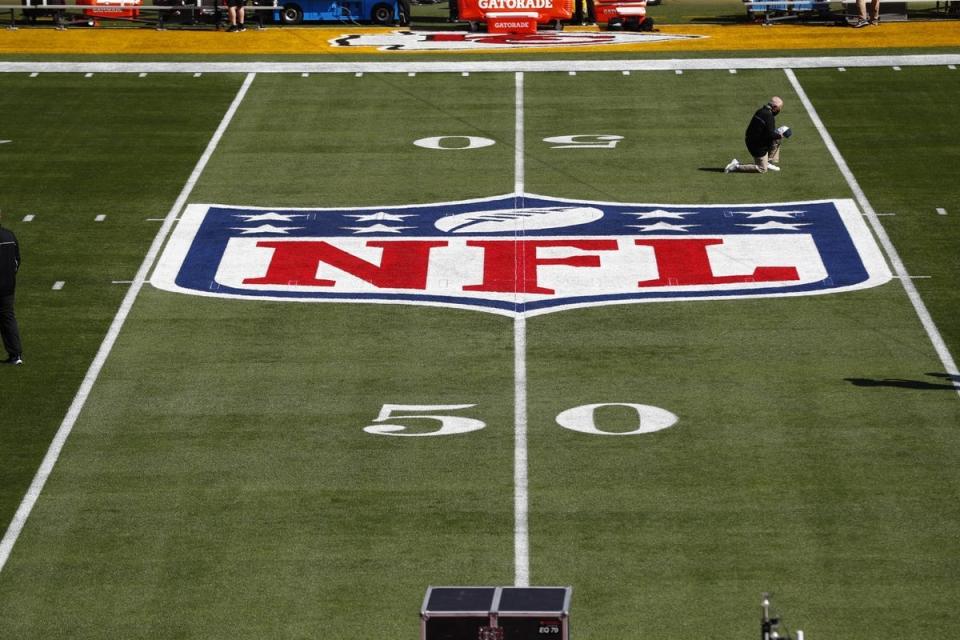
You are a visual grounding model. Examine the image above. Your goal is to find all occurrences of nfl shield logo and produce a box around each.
[152,194,891,316]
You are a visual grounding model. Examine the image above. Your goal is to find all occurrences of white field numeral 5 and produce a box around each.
[543,134,624,149]
[412,135,623,150]
[364,404,486,437]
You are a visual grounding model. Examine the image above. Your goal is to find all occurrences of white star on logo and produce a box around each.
[234,212,305,222]
[738,221,811,231]
[627,222,697,232]
[623,209,698,220]
[342,224,415,234]
[230,224,305,234]
[733,209,806,219]
[346,212,418,223]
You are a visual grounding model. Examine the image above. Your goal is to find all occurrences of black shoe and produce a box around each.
[238,22,247,31]
[227,24,239,31]
[2,355,23,365]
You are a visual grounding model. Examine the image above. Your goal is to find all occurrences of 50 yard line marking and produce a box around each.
[785,68,960,399]
[0,72,258,574]
[513,70,531,589]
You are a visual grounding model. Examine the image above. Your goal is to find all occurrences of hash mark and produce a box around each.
[52,281,65,290]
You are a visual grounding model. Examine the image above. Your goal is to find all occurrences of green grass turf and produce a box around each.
[793,66,960,358]
[0,72,247,541]
[1,67,958,639]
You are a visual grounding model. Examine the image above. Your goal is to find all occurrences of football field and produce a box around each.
[1,58,959,639]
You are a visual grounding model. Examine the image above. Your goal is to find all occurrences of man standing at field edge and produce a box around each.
[725,96,786,174]
[0,209,23,366]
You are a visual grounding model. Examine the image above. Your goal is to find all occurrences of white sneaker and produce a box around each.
[724,158,739,173]
[767,163,781,172]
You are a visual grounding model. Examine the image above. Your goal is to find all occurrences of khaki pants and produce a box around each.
[733,140,781,173]
[858,0,880,19]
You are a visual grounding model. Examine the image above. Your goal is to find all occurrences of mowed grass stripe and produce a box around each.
[0,72,256,574]
[793,65,960,370]
[519,69,960,639]
[0,73,522,638]
[0,73,248,549]
[784,67,959,398]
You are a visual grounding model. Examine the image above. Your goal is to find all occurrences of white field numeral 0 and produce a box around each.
[364,404,486,437]
[413,136,496,150]
[364,402,677,437]
[555,403,677,436]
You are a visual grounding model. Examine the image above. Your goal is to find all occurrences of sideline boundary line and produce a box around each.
[0,72,258,574]
[2,54,960,74]
[785,68,960,399]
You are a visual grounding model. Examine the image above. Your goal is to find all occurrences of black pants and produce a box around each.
[573,0,594,22]
[0,292,22,357]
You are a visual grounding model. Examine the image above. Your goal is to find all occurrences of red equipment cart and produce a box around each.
[594,0,654,29]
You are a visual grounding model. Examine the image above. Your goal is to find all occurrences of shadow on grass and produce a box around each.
[845,372,960,391]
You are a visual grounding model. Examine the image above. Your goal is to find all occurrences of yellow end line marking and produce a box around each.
[1,21,960,54]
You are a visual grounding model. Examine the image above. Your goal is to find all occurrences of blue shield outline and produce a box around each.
[151,193,892,317]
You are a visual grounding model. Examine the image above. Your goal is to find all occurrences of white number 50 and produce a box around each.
[363,404,486,437]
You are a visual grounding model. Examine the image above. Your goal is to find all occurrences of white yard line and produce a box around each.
[2,54,960,75]
[0,72,258,574]
[785,68,960,399]
[513,70,531,589]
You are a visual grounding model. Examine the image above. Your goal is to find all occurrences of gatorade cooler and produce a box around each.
[485,10,537,32]
[78,0,141,18]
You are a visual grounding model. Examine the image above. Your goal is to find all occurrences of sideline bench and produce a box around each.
[743,0,958,24]
[2,0,278,29]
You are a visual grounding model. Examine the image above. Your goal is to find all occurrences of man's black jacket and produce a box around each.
[744,104,778,157]
[0,225,20,296]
